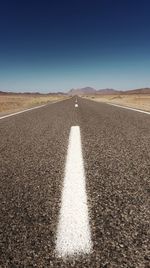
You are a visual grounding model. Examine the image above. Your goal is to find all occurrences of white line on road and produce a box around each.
[107,103,150,115]
[0,99,68,120]
[0,104,46,120]
[56,126,92,258]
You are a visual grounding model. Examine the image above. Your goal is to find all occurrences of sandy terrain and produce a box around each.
[0,94,68,116]
[84,94,150,112]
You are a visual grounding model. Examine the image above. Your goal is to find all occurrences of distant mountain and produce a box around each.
[68,87,96,95]
[0,90,66,95]
[97,88,119,94]
[68,87,150,95]
[124,88,150,94]
[0,90,9,95]
[68,87,118,95]
[1,87,150,96]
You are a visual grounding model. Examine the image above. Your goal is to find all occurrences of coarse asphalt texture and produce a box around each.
[0,97,150,268]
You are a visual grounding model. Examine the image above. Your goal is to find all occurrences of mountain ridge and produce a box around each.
[0,87,150,95]
[68,87,150,95]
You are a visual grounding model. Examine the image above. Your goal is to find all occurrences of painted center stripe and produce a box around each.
[56,126,92,257]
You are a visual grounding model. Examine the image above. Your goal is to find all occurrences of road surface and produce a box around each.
[0,97,149,267]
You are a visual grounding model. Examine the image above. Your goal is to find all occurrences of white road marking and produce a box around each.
[107,103,150,115]
[0,99,67,120]
[0,104,46,120]
[56,126,92,258]
[75,104,78,107]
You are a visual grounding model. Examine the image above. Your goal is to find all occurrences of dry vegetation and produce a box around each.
[0,94,68,115]
[84,94,150,112]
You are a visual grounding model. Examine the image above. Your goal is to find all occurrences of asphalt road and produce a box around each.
[0,97,150,267]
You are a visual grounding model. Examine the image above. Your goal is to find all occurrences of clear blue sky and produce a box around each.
[0,0,150,92]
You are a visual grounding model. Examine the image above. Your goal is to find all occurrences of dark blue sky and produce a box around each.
[0,0,150,92]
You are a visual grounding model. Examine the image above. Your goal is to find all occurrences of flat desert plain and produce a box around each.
[84,94,150,112]
[0,93,68,116]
